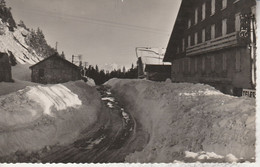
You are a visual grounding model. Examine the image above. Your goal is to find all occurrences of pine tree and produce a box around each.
[123,66,126,74]
[0,0,6,8]
[18,20,29,31]
[60,51,65,59]
[25,28,56,58]
[95,65,99,73]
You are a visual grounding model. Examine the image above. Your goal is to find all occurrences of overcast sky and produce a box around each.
[7,0,181,68]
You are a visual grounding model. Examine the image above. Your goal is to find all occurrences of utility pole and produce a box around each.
[84,62,88,76]
[55,42,58,51]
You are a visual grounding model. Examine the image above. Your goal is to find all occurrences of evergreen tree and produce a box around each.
[60,51,65,59]
[25,27,56,58]
[95,65,99,73]
[0,1,16,31]
[0,0,6,8]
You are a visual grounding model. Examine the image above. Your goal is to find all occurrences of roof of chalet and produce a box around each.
[29,53,79,70]
[163,0,195,62]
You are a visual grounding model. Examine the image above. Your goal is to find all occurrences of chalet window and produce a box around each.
[182,59,185,72]
[195,8,198,25]
[222,19,227,36]
[188,58,191,72]
[211,56,215,71]
[202,28,206,42]
[235,13,241,32]
[194,32,198,45]
[202,57,205,72]
[177,46,180,54]
[211,24,215,39]
[222,54,227,71]
[188,19,191,29]
[222,0,227,9]
[188,35,191,47]
[235,49,241,71]
[211,0,215,15]
[182,38,185,51]
[176,61,179,72]
[178,60,181,72]
[39,69,44,77]
[194,58,198,72]
[202,3,206,20]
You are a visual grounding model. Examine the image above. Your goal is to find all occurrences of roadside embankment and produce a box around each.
[106,79,255,163]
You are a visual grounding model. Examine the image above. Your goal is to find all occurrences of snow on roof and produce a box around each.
[137,48,171,65]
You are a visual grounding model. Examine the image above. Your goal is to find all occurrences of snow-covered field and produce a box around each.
[0,81,101,157]
[106,79,255,163]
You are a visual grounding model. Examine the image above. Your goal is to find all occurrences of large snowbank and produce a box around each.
[26,84,82,116]
[0,81,101,157]
[106,79,255,163]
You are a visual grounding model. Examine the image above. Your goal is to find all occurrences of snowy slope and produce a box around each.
[0,21,41,64]
[0,81,101,157]
[0,20,43,81]
[106,79,255,163]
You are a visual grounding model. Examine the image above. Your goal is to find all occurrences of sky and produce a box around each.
[6,0,181,68]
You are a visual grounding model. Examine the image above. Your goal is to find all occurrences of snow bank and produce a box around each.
[106,79,255,163]
[86,77,96,86]
[0,81,101,157]
[26,84,82,116]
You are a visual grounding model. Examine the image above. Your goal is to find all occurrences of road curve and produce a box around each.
[40,85,149,163]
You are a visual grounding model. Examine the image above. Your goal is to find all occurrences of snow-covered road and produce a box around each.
[0,79,255,163]
[39,85,149,163]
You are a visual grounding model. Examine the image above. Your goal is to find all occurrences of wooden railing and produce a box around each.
[186,32,239,56]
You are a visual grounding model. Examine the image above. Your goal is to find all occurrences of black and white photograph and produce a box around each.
[0,0,258,165]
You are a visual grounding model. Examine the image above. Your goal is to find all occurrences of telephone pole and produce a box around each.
[55,42,58,51]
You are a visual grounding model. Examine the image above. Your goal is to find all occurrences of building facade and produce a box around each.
[0,52,12,82]
[30,53,81,84]
[163,0,256,95]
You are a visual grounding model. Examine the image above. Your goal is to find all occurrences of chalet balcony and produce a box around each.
[186,32,242,56]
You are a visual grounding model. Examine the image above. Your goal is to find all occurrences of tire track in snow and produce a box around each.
[40,85,136,163]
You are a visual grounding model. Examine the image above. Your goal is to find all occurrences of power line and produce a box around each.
[16,8,171,35]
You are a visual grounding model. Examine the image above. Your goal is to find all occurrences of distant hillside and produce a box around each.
[0,0,63,81]
[0,0,16,31]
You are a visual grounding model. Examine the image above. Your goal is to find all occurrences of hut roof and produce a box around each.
[29,53,79,70]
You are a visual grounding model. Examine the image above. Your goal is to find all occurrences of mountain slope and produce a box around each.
[0,20,42,80]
